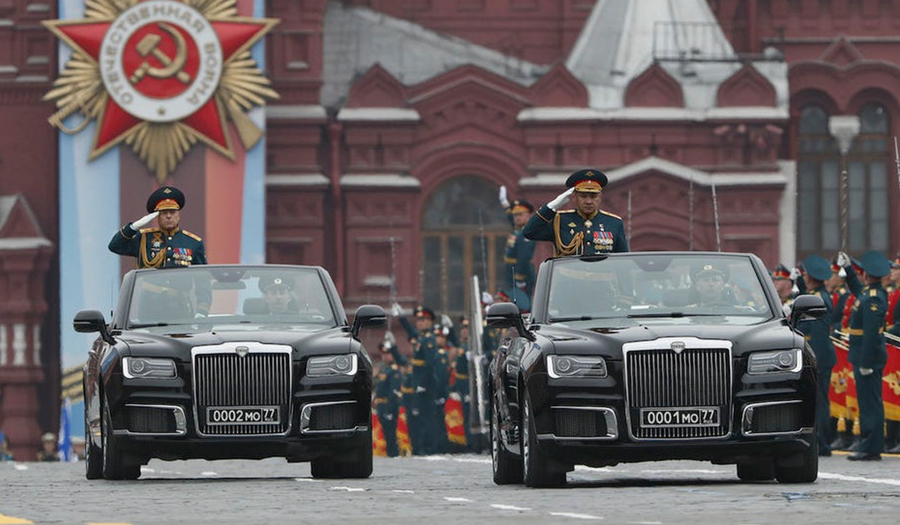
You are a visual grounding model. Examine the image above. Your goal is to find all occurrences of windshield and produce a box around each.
[127,267,337,330]
[545,255,774,327]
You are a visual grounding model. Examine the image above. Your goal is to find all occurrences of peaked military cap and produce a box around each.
[771,264,790,280]
[802,255,832,282]
[414,305,435,320]
[565,168,608,193]
[147,186,185,213]
[693,263,729,282]
[860,250,891,278]
[510,199,534,214]
[259,275,293,293]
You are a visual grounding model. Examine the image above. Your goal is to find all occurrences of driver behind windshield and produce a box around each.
[689,264,735,306]
[260,276,296,314]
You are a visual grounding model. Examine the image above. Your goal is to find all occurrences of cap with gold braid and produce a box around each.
[146,186,185,213]
[565,168,608,193]
[510,199,534,214]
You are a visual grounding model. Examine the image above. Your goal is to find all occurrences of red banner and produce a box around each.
[372,411,386,457]
[445,392,467,446]
[831,336,858,419]
[397,406,412,457]
[884,343,900,422]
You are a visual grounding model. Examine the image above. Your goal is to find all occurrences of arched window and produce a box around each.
[797,102,892,259]
[797,105,840,256]
[422,176,509,317]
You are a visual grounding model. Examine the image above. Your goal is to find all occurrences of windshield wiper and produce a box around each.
[129,322,172,328]
[550,316,608,322]
[626,312,720,318]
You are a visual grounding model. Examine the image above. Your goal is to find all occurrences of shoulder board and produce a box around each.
[181,230,202,241]
[139,227,160,234]
[557,209,576,215]
[600,209,622,220]
[870,289,878,297]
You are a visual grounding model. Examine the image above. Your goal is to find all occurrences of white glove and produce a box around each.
[547,188,575,211]
[390,302,402,317]
[836,251,851,268]
[859,367,874,376]
[499,185,509,208]
[130,211,159,232]
[384,330,396,346]
[440,314,453,329]
[789,267,801,281]
[481,291,494,305]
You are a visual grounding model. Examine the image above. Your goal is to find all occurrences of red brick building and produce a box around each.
[2,0,900,457]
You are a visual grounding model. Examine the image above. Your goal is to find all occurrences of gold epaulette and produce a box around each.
[600,209,622,220]
[182,230,202,241]
[139,227,160,234]
[411,358,426,366]
[557,209,576,215]
[454,373,468,380]
[400,386,414,394]
[870,289,878,297]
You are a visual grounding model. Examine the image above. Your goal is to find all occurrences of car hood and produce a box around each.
[115,327,351,359]
[535,320,800,358]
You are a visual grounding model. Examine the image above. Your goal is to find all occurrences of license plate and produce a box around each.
[639,407,719,428]
[206,406,280,425]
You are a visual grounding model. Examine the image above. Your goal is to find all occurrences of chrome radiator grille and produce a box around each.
[193,345,292,436]
[625,346,731,440]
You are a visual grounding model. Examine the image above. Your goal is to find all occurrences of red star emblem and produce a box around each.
[44,0,278,176]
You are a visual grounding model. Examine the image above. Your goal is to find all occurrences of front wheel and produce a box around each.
[521,395,565,488]
[736,459,774,481]
[491,397,522,485]
[84,402,102,480]
[101,399,140,480]
[311,430,373,479]
[775,434,818,483]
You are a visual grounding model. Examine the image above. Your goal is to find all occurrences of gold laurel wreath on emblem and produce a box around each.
[43,0,279,181]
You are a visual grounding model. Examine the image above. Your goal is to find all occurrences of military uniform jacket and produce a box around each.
[523,205,628,257]
[375,364,403,418]
[451,350,469,399]
[109,224,207,268]
[797,285,836,369]
[504,212,536,294]
[846,271,888,369]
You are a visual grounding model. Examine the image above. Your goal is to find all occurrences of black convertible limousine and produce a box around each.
[487,252,825,487]
[74,265,384,480]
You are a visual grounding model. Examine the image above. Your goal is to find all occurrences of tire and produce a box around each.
[311,430,373,479]
[521,395,565,488]
[775,434,819,484]
[101,399,140,480]
[491,397,523,485]
[736,459,775,481]
[84,401,102,480]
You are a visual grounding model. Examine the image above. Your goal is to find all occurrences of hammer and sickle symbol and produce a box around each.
[129,22,192,85]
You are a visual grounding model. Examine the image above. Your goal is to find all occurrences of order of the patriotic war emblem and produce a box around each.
[43,0,278,179]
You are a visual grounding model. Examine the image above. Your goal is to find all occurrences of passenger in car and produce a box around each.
[688,263,736,306]
[259,276,296,314]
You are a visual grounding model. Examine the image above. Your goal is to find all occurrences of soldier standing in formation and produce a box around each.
[498,186,537,299]
[524,169,628,256]
[374,342,403,457]
[109,186,207,268]
[838,250,890,461]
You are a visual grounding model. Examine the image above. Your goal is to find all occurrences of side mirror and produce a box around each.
[73,309,115,344]
[351,304,386,338]
[486,302,535,341]
[789,294,827,326]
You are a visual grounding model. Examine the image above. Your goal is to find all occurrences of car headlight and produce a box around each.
[747,349,802,374]
[123,357,177,379]
[307,354,358,377]
[547,355,607,378]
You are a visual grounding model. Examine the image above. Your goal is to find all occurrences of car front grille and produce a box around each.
[193,344,292,436]
[553,408,609,438]
[624,344,731,440]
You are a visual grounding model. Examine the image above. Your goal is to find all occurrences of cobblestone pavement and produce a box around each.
[2,451,899,524]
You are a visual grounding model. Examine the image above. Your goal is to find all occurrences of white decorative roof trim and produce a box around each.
[337,108,421,121]
[341,174,421,188]
[517,107,789,122]
[266,174,330,186]
[0,237,52,249]
[265,105,328,120]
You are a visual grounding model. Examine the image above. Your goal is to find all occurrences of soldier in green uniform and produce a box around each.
[839,250,890,461]
[523,169,628,256]
[498,187,537,297]
[432,324,452,454]
[109,186,207,269]
[374,342,403,457]
[795,255,836,456]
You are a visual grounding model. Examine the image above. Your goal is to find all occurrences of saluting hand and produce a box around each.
[130,211,159,232]
[547,187,575,211]
[836,251,851,268]
[499,185,509,208]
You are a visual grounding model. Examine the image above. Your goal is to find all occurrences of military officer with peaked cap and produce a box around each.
[109,186,207,269]
[838,250,890,460]
[498,187,537,298]
[523,169,628,256]
[796,255,837,456]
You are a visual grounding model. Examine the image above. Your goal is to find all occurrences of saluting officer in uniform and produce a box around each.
[523,169,628,256]
[839,250,890,461]
[109,186,207,268]
[498,187,537,298]
[796,255,837,456]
